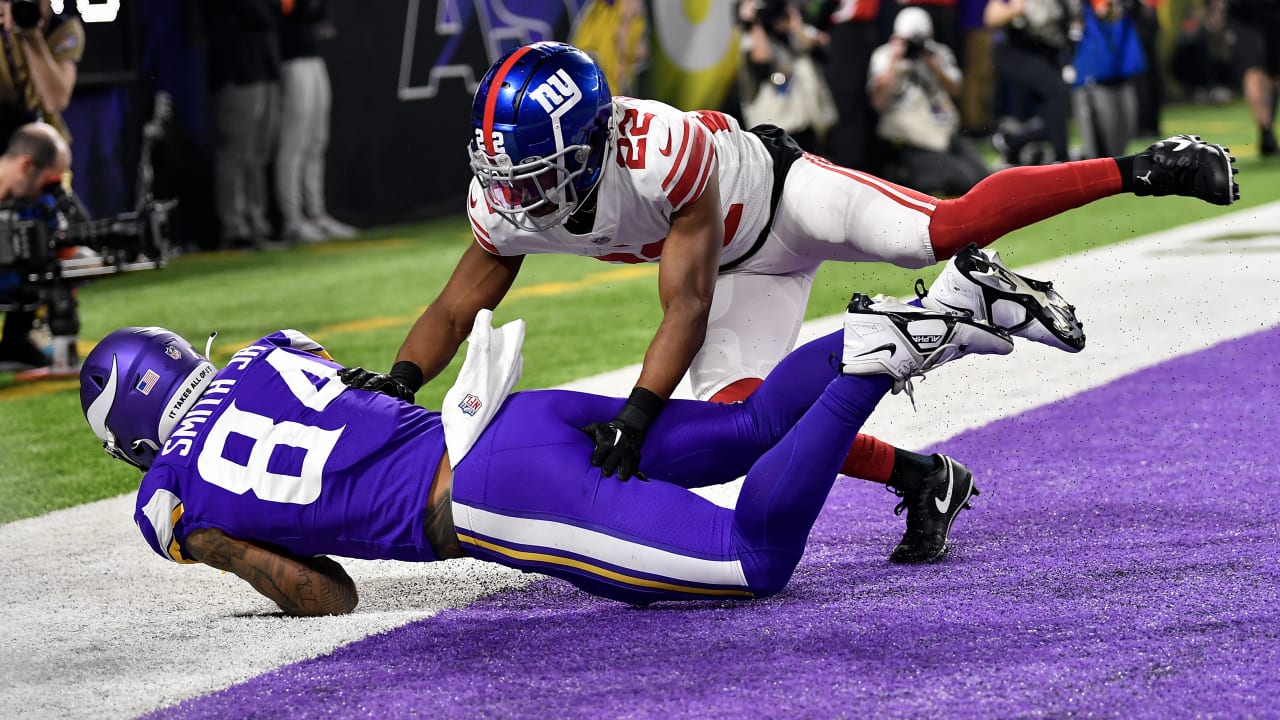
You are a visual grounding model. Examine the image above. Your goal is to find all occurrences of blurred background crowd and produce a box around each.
[730,0,1277,193]
[0,0,1277,370]
[13,0,1280,246]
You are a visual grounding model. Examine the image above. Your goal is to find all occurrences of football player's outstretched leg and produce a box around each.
[919,243,1086,353]
[696,298,1011,596]
[357,42,1237,572]
[920,134,1238,265]
[839,294,1013,563]
[80,300,1016,613]
[453,296,1014,601]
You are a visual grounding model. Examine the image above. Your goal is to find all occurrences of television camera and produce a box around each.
[0,94,176,376]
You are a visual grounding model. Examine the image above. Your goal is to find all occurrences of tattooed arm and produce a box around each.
[184,528,359,616]
[426,454,464,560]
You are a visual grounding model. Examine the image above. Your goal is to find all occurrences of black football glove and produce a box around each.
[583,387,665,481]
[584,419,648,481]
[338,361,423,403]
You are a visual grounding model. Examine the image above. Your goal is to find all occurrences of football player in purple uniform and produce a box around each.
[82,292,1030,615]
[343,42,1237,563]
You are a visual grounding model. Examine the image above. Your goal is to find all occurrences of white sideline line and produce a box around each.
[2,203,1279,719]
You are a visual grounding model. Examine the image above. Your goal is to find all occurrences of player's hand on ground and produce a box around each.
[337,366,416,403]
[583,419,647,481]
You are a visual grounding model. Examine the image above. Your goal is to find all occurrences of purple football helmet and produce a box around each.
[80,327,216,470]
[469,41,613,232]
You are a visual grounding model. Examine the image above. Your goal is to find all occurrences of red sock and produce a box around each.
[929,159,1123,260]
[713,378,896,483]
[840,434,897,484]
[708,377,764,404]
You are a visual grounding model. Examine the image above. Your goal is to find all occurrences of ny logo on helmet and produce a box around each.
[528,69,582,116]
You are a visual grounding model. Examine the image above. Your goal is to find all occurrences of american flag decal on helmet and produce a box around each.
[136,369,160,395]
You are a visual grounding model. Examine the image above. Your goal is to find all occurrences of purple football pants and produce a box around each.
[450,330,891,604]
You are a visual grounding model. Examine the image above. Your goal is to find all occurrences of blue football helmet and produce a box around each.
[469,42,613,232]
[80,327,216,470]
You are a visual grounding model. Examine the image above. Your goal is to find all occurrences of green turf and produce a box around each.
[1,101,1276,524]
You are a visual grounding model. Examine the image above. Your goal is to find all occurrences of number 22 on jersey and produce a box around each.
[616,107,654,169]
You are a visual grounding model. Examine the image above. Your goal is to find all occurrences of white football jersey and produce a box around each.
[467,96,775,265]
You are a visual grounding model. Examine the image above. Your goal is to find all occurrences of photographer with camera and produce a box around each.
[867,6,989,195]
[737,0,836,153]
[0,0,83,144]
[0,120,67,368]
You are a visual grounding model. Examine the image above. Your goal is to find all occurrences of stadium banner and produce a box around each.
[59,0,1199,238]
[642,0,739,111]
[324,0,740,225]
[324,0,583,225]
[569,0,650,96]
[69,0,745,241]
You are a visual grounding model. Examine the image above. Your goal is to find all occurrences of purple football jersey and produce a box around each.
[135,332,446,563]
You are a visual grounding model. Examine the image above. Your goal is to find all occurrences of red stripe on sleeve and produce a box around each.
[661,119,694,191]
[667,125,712,209]
[685,155,715,210]
[468,217,499,254]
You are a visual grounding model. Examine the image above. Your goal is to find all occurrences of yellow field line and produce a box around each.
[0,378,80,399]
[0,264,658,402]
[507,265,656,299]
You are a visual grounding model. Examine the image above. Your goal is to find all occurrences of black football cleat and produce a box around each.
[888,454,978,564]
[1132,134,1238,206]
[1261,131,1278,158]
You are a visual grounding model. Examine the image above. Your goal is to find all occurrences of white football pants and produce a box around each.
[689,155,939,399]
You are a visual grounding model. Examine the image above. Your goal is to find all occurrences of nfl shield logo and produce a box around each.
[164,344,182,360]
[459,393,482,416]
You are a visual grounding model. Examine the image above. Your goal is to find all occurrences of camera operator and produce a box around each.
[0,0,83,144]
[737,0,836,153]
[867,6,989,195]
[0,120,67,367]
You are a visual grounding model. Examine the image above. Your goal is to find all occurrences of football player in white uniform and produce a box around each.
[342,42,1238,563]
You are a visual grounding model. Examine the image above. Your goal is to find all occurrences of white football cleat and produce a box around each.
[842,293,1013,402]
[921,244,1085,353]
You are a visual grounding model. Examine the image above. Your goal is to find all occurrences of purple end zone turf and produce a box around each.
[150,328,1280,719]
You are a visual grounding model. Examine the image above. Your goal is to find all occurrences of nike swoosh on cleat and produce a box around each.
[935,300,975,317]
[855,343,896,358]
[935,461,954,513]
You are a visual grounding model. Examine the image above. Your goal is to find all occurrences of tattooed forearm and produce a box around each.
[185,528,358,616]
[425,485,464,559]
